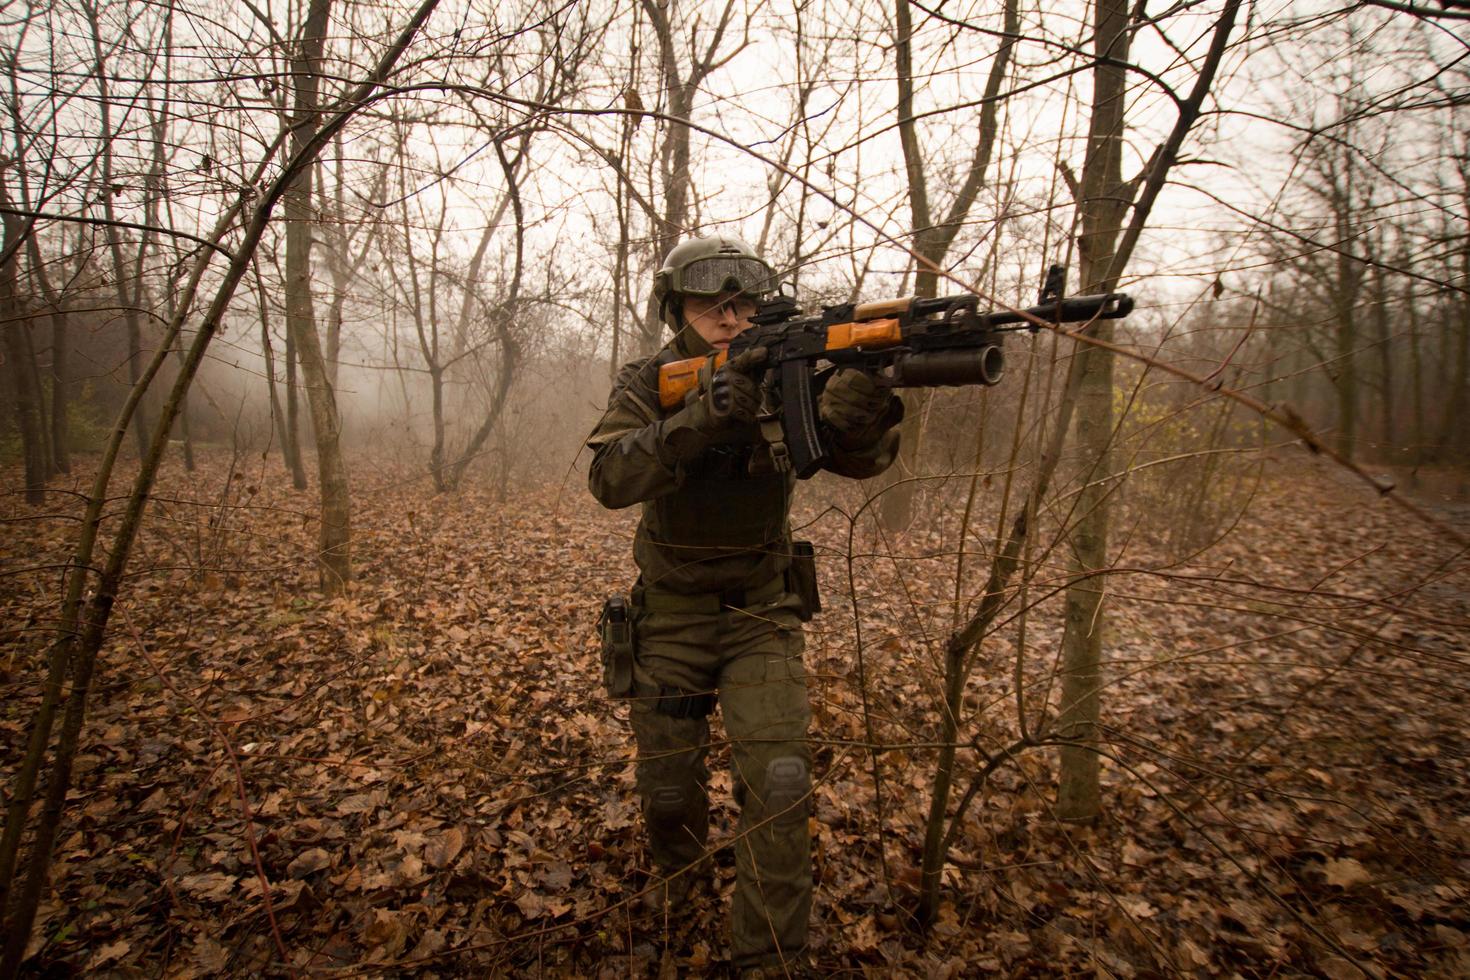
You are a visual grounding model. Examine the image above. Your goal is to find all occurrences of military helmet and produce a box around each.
[653,235,775,330]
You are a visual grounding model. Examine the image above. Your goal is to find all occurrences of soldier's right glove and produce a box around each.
[660,347,767,462]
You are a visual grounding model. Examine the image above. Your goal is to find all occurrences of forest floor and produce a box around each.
[2,448,1468,978]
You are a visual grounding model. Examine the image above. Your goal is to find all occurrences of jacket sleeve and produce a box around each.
[823,429,901,479]
[586,359,684,509]
[822,395,904,480]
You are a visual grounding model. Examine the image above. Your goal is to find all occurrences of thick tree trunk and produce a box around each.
[286,0,350,593]
[1054,0,1131,823]
[1052,0,1240,823]
[1,205,45,504]
[1055,328,1112,820]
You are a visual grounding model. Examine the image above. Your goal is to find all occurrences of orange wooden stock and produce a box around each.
[658,351,726,410]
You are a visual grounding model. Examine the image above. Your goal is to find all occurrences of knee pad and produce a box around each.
[762,755,810,825]
[647,784,698,831]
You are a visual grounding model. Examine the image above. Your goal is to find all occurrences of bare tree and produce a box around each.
[912,0,1246,917]
[83,0,158,460]
[0,3,440,964]
[318,137,388,389]
[1054,0,1243,821]
[284,0,352,593]
[442,140,525,489]
[636,0,749,353]
[881,0,1018,530]
[0,199,46,504]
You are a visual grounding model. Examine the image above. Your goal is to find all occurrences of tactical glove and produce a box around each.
[660,347,767,462]
[820,369,897,450]
[702,347,764,426]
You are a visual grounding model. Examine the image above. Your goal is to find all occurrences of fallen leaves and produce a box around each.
[177,872,236,903]
[2,452,1467,976]
[286,847,332,879]
[425,826,466,869]
[1321,856,1374,889]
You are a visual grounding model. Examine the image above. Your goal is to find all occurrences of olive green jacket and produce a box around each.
[587,327,899,594]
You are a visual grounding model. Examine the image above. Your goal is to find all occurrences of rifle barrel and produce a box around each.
[986,292,1133,327]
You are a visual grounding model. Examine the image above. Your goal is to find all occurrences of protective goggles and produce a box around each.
[674,255,776,297]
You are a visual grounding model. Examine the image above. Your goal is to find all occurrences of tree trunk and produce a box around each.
[282,326,308,485]
[24,231,70,474]
[255,266,301,481]
[898,0,1025,920]
[174,348,197,472]
[49,308,71,473]
[20,314,55,476]
[1333,245,1361,462]
[1050,0,1240,823]
[637,0,743,355]
[86,0,155,459]
[641,0,696,356]
[285,0,350,593]
[1053,0,1133,823]
[446,142,524,488]
[3,317,46,507]
[1406,280,1426,468]
[0,202,45,504]
[1371,263,1394,460]
[1439,176,1470,462]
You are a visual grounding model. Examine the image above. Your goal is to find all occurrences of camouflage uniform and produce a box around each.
[587,323,898,971]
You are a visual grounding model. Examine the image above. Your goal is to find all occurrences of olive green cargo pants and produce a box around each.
[629,590,811,971]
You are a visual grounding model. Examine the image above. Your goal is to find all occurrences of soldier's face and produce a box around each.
[683,291,756,350]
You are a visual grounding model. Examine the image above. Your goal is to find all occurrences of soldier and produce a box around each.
[587,235,902,976]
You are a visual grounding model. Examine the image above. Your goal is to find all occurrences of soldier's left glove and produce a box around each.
[820,369,899,450]
[702,347,765,428]
[659,347,767,462]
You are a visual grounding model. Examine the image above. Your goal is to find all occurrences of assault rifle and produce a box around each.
[658,265,1134,478]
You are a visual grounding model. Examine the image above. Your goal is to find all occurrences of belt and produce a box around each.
[637,575,786,615]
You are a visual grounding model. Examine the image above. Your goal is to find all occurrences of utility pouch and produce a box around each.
[598,595,636,698]
[786,540,821,622]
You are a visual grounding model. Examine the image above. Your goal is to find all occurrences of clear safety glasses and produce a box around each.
[675,256,776,297]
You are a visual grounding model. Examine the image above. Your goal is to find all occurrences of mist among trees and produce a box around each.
[2,0,1467,974]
